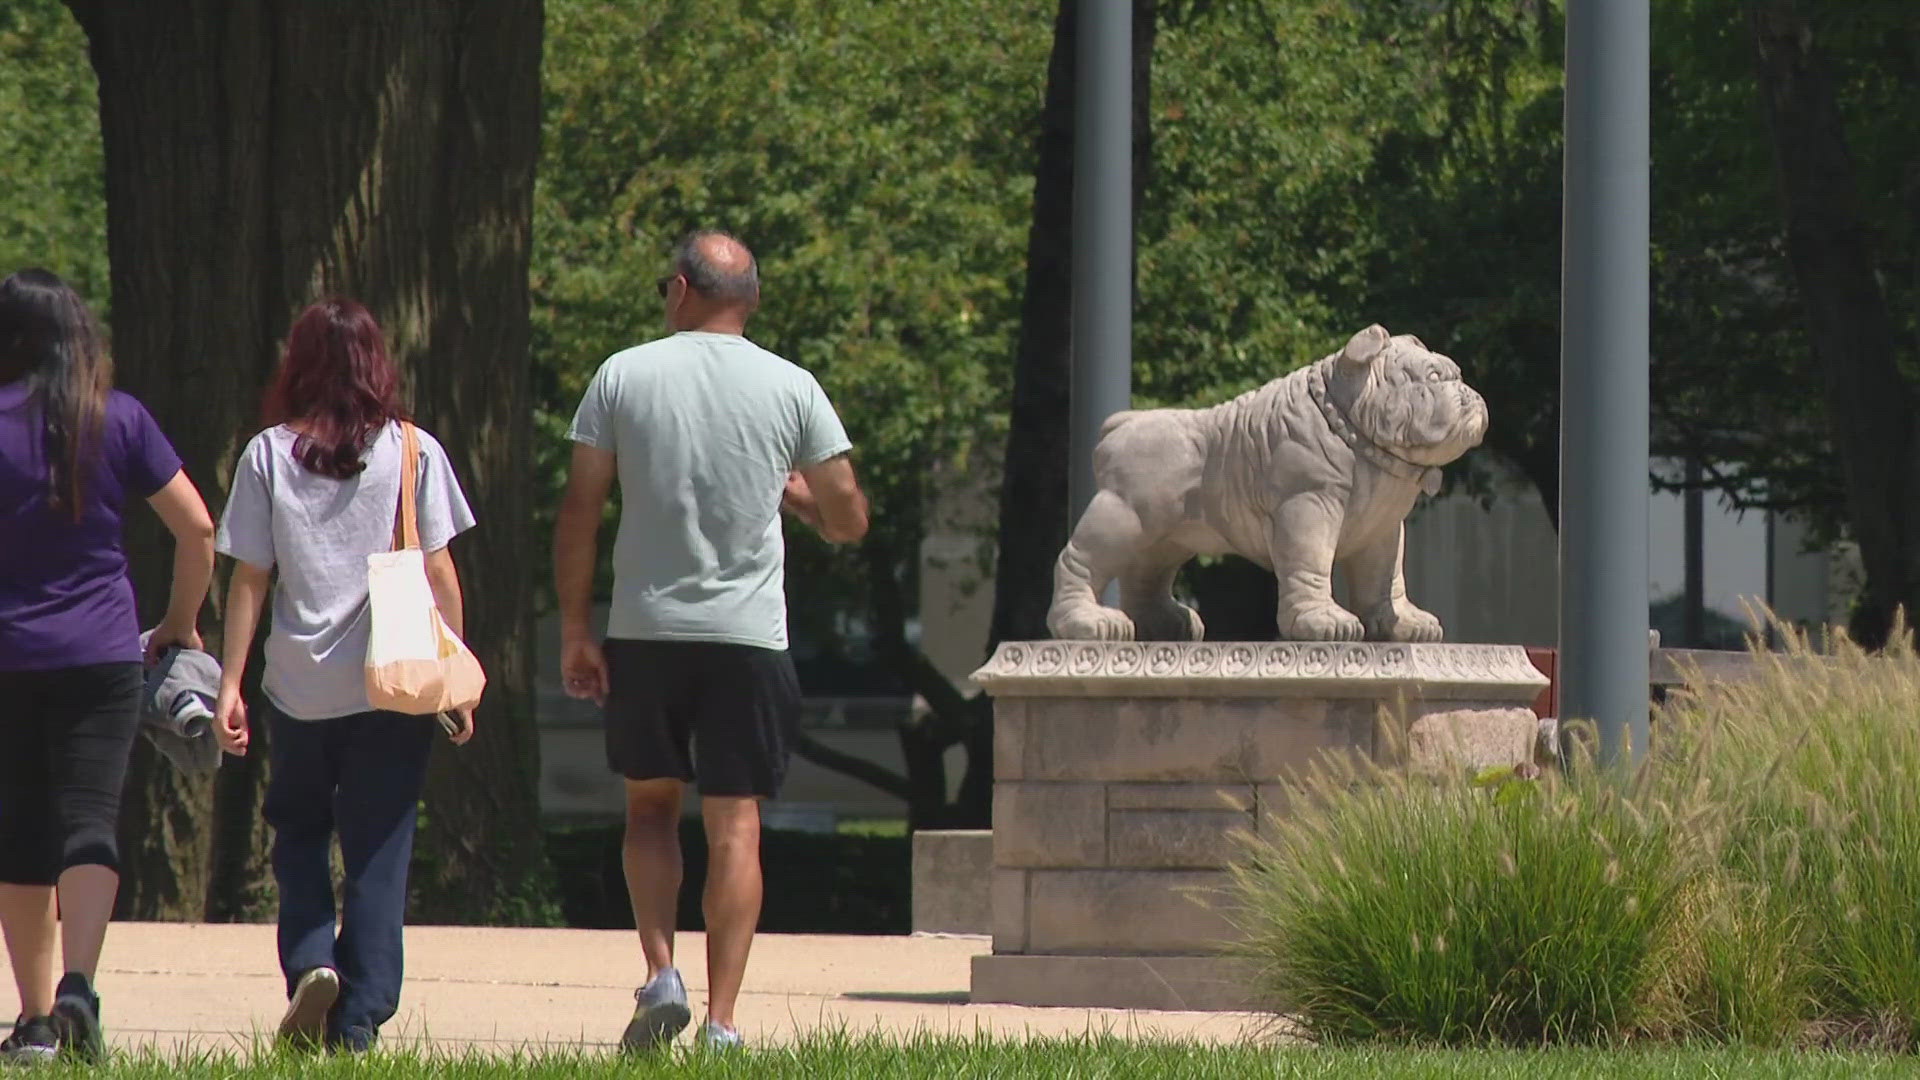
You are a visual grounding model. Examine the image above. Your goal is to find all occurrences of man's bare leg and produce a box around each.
[622,778,685,978]
[700,795,762,1030]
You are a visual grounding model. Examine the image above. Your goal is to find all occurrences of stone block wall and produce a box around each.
[969,641,1549,1011]
[910,829,993,935]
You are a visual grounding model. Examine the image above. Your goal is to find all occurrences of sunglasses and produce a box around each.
[655,273,680,298]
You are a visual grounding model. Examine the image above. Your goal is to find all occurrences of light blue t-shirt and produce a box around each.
[567,331,852,650]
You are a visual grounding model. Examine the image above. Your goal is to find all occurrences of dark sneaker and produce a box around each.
[0,1015,58,1066]
[48,973,102,1063]
[277,967,340,1049]
[330,1025,378,1055]
[619,967,691,1052]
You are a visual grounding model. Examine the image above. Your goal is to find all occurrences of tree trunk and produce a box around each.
[984,0,1081,653]
[1747,0,1918,646]
[987,0,1158,652]
[68,0,550,923]
[963,0,1157,827]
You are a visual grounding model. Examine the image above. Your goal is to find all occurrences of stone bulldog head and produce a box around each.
[1330,324,1489,469]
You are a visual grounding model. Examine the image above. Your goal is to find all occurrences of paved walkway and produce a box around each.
[2,923,1266,1052]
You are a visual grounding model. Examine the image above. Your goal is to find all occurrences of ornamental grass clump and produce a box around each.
[1656,617,1920,1047]
[1234,613,1920,1049]
[1229,744,1693,1046]
[1637,868,1807,1046]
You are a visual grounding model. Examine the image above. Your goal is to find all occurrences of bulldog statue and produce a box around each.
[1047,324,1489,643]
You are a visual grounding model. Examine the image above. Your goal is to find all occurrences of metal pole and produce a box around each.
[1684,458,1704,648]
[1764,510,1778,650]
[1069,0,1133,523]
[1560,0,1650,765]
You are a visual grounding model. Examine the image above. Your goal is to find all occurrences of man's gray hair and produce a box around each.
[671,230,759,303]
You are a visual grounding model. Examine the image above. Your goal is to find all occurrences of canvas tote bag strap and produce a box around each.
[391,420,422,552]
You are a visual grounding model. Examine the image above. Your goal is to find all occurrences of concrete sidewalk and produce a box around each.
[1,923,1265,1053]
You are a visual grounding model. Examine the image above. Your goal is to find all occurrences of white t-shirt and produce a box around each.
[567,331,852,650]
[216,422,476,720]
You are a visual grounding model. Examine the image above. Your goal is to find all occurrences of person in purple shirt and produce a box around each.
[0,269,214,1063]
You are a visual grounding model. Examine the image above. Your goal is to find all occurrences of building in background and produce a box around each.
[1402,457,1846,647]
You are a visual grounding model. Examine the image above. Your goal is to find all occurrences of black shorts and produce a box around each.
[0,662,143,884]
[602,639,802,799]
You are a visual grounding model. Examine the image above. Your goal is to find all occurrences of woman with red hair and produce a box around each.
[213,297,479,1053]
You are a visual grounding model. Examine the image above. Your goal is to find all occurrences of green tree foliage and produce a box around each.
[1739,0,1918,643]
[535,0,1050,662]
[1355,0,1915,564]
[1349,1,1567,517]
[1647,0,1819,519]
[0,0,103,303]
[1141,1,1460,407]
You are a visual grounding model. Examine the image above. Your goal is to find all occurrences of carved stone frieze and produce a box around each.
[973,640,1548,702]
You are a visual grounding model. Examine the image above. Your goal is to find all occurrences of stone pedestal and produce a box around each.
[911,829,992,935]
[967,640,1549,1011]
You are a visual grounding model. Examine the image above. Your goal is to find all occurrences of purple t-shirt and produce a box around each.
[0,381,183,671]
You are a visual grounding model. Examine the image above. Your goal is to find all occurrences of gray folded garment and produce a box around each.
[138,630,225,777]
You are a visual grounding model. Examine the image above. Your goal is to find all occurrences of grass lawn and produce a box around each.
[834,817,909,838]
[43,1035,1920,1078]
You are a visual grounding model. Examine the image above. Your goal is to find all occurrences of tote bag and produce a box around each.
[364,422,486,714]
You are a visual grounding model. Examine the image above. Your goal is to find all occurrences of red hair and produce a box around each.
[261,298,408,479]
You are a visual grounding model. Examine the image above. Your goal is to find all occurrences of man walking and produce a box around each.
[552,230,869,1051]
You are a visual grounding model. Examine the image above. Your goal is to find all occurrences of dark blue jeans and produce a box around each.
[262,705,434,1048]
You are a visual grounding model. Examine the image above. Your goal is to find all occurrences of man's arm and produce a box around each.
[555,443,616,633]
[782,471,824,531]
[789,454,869,544]
[554,443,617,702]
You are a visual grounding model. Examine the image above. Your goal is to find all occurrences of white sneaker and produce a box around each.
[277,967,340,1048]
[620,967,691,1052]
[698,1021,744,1050]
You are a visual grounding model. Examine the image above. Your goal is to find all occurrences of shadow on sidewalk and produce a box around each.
[839,991,970,1006]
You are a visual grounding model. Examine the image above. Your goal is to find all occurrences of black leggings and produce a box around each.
[0,663,143,885]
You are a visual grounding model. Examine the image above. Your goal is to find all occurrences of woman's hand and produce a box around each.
[144,620,204,665]
[215,682,249,756]
[448,705,476,746]
[218,561,271,757]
